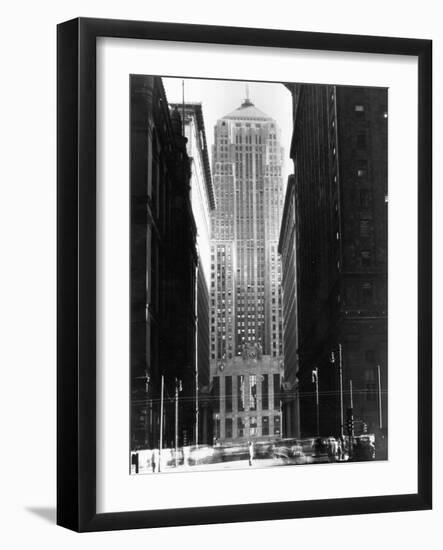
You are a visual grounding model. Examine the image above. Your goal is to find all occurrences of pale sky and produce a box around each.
[162,77,294,184]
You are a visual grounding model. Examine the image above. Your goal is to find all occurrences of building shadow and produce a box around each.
[26,506,56,524]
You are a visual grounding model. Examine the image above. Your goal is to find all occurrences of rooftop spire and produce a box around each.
[241,83,253,107]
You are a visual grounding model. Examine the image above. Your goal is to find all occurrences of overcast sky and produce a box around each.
[162,77,293,184]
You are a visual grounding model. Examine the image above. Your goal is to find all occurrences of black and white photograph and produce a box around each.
[130,75,388,475]
[0,0,436,543]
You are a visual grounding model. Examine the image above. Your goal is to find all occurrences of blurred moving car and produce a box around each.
[219,443,249,462]
[271,438,296,460]
[187,445,215,465]
[254,440,274,459]
[350,435,376,461]
[311,437,331,463]
[270,438,307,463]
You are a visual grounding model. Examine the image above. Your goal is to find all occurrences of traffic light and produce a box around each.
[346,418,354,434]
[346,407,354,436]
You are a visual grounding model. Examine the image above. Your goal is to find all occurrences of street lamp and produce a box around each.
[312,367,319,436]
[331,344,344,439]
[175,377,183,467]
[376,364,383,430]
[133,371,151,447]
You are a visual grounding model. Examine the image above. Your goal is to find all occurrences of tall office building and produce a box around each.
[282,83,388,442]
[209,93,285,442]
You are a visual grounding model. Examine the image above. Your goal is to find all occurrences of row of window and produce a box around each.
[217,415,281,438]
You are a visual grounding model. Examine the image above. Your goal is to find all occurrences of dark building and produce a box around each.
[169,102,216,446]
[278,175,300,438]
[196,262,213,444]
[282,83,388,445]
[130,75,200,451]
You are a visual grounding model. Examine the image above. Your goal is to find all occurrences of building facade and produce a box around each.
[172,102,216,445]
[277,175,300,438]
[212,355,284,441]
[210,94,285,442]
[283,83,388,445]
[130,76,208,451]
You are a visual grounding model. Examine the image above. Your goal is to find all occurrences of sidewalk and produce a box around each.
[135,457,293,475]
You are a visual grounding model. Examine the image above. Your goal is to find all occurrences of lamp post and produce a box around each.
[312,367,319,436]
[175,377,182,467]
[377,364,383,430]
[133,371,151,447]
[331,345,344,439]
[159,374,164,472]
[348,379,354,459]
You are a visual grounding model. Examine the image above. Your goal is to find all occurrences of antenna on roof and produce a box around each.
[242,83,253,107]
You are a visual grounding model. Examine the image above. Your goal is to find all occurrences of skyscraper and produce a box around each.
[209,91,285,442]
[282,83,387,442]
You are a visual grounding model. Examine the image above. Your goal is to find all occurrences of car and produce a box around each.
[290,441,305,459]
[311,437,331,463]
[219,443,249,462]
[254,440,274,459]
[271,438,300,460]
[350,436,376,461]
[187,445,215,465]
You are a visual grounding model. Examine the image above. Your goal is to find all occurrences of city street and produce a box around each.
[130,76,388,476]
[133,456,307,475]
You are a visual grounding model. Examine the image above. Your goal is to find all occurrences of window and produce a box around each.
[360,220,370,238]
[273,374,280,410]
[225,418,233,438]
[237,417,245,437]
[364,367,377,401]
[225,376,232,412]
[250,416,258,437]
[354,104,365,112]
[357,134,367,149]
[237,375,245,411]
[262,416,269,436]
[361,282,373,303]
[361,250,372,267]
[360,189,372,209]
[261,374,269,410]
[212,376,220,413]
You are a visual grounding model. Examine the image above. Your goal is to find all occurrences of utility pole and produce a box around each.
[159,374,164,472]
[377,364,383,430]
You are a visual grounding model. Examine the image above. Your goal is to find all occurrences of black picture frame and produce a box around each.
[57,17,432,532]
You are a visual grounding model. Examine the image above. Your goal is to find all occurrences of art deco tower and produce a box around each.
[209,91,285,442]
[210,93,285,361]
